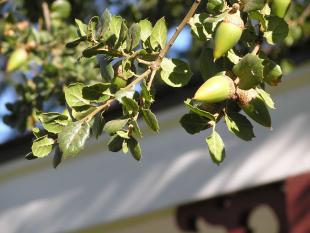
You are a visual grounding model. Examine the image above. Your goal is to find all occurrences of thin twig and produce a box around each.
[288,3,310,26]
[297,3,310,25]
[251,43,260,55]
[147,70,157,90]
[137,58,152,65]
[42,1,51,32]
[154,0,201,67]
[84,99,114,123]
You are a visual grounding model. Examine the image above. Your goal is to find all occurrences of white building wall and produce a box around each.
[0,64,309,233]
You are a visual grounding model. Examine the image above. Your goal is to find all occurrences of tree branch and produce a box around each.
[42,1,51,32]
[82,0,202,123]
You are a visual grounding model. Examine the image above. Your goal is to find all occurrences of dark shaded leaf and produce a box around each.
[103,119,129,134]
[160,58,192,87]
[224,112,255,141]
[128,137,142,161]
[53,145,63,169]
[141,109,159,133]
[180,113,210,135]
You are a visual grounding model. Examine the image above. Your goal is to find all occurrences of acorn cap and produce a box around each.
[194,75,235,103]
[223,10,244,29]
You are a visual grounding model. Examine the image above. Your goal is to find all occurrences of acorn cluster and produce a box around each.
[191,1,289,129]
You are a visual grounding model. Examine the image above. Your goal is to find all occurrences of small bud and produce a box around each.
[194,75,235,103]
[213,10,244,60]
[271,0,291,18]
[6,48,28,72]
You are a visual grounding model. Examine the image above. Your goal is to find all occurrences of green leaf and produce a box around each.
[180,113,210,135]
[140,81,153,106]
[75,18,87,37]
[256,87,275,109]
[184,99,215,121]
[82,43,103,58]
[264,16,289,45]
[189,13,215,41]
[121,59,134,79]
[108,134,124,152]
[103,119,129,134]
[227,50,241,65]
[38,112,69,134]
[233,54,264,90]
[66,37,85,48]
[150,17,167,50]
[207,0,225,13]
[53,145,63,169]
[141,108,159,133]
[82,83,111,102]
[224,112,255,141]
[199,47,226,81]
[32,136,55,158]
[204,11,228,23]
[32,127,42,138]
[126,23,141,51]
[122,140,129,154]
[92,112,105,139]
[97,56,114,82]
[72,106,96,121]
[241,96,271,128]
[128,137,142,161]
[249,11,267,31]
[160,58,193,87]
[206,131,225,165]
[109,16,123,46]
[115,88,135,103]
[116,130,130,139]
[116,20,128,48]
[240,0,266,12]
[64,83,90,108]
[130,120,143,139]
[101,9,112,42]
[122,96,139,115]
[58,121,91,157]
[139,19,153,42]
[87,16,100,42]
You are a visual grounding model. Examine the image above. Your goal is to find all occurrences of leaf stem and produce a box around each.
[251,43,260,55]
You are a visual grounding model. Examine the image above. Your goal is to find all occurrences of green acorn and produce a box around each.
[263,60,282,86]
[271,0,291,18]
[193,75,235,103]
[6,48,28,72]
[51,0,72,20]
[238,89,271,128]
[213,10,244,60]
